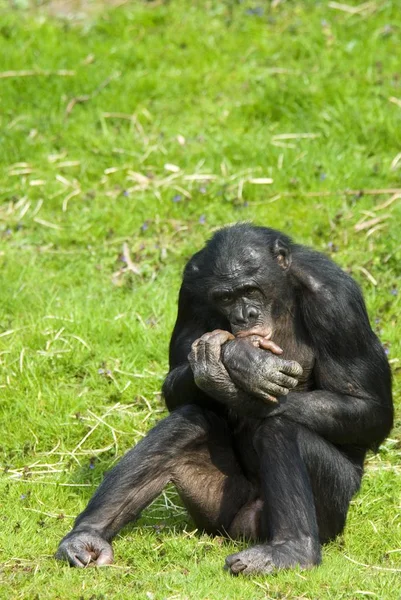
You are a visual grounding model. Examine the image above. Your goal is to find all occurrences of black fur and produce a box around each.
[56,224,393,574]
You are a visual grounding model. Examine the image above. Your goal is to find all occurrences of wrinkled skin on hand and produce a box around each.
[222,335,303,403]
[188,329,237,401]
[55,529,114,568]
[188,329,302,404]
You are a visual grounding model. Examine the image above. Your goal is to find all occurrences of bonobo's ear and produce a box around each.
[273,238,291,270]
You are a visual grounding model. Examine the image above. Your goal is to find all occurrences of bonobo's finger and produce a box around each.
[257,381,291,398]
[236,328,272,340]
[191,338,201,350]
[193,339,206,364]
[191,330,234,363]
[253,388,286,403]
[258,338,283,355]
[247,335,264,348]
[269,371,299,390]
[199,329,234,343]
[190,338,211,365]
[277,360,303,377]
[202,331,235,362]
[209,332,235,348]
[189,339,200,363]
[205,329,235,344]
[261,393,279,404]
[235,331,283,354]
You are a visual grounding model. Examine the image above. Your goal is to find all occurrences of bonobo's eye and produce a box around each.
[242,286,260,299]
[219,293,232,305]
[213,291,233,306]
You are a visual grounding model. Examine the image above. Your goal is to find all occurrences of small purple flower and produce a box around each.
[384,347,390,356]
[375,317,381,324]
[98,368,104,374]
[246,6,264,16]
[89,463,95,469]
[390,288,398,296]
[320,173,327,181]
[172,194,182,203]
[141,222,149,232]
[123,190,129,197]
[20,494,27,500]
[199,186,207,194]
[199,215,206,224]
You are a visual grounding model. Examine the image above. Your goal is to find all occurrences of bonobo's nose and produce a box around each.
[245,305,259,322]
[231,304,259,327]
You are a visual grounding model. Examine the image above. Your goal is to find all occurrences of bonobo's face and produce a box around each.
[208,247,282,338]
[211,282,272,337]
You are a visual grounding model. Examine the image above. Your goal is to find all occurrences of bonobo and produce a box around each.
[56,224,393,575]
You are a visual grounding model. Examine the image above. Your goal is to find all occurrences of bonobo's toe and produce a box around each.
[225,545,274,575]
[225,540,320,576]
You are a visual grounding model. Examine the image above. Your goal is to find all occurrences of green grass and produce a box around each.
[0,0,400,598]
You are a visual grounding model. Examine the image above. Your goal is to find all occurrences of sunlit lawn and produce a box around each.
[0,1,400,598]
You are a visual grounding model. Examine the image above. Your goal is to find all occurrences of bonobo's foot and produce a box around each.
[55,529,114,568]
[225,539,321,575]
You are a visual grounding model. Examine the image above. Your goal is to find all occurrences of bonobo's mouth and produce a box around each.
[235,327,273,339]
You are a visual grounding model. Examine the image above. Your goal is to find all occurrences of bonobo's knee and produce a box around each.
[253,416,297,454]
[169,403,208,423]
[167,404,211,431]
[151,404,212,452]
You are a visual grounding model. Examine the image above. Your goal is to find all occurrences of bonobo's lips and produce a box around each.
[235,327,272,339]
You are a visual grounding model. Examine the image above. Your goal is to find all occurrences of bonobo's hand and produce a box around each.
[222,337,303,403]
[55,528,113,568]
[188,329,239,401]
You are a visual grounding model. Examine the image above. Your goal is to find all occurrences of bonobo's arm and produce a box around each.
[162,319,217,412]
[270,248,394,450]
[267,344,393,449]
[162,285,301,415]
[163,361,208,412]
[164,325,302,418]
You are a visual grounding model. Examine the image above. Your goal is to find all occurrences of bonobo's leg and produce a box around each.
[298,427,364,543]
[172,413,255,535]
[56,405,255,567]
[226,417,362,575]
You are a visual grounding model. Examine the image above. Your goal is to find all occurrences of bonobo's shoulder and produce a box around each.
[292,243,359,291]
[290,243,370,327]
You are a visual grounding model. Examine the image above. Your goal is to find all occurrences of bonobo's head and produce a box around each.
[184,224,294,337]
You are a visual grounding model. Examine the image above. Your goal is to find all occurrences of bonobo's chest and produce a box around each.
[273,320,315,392]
